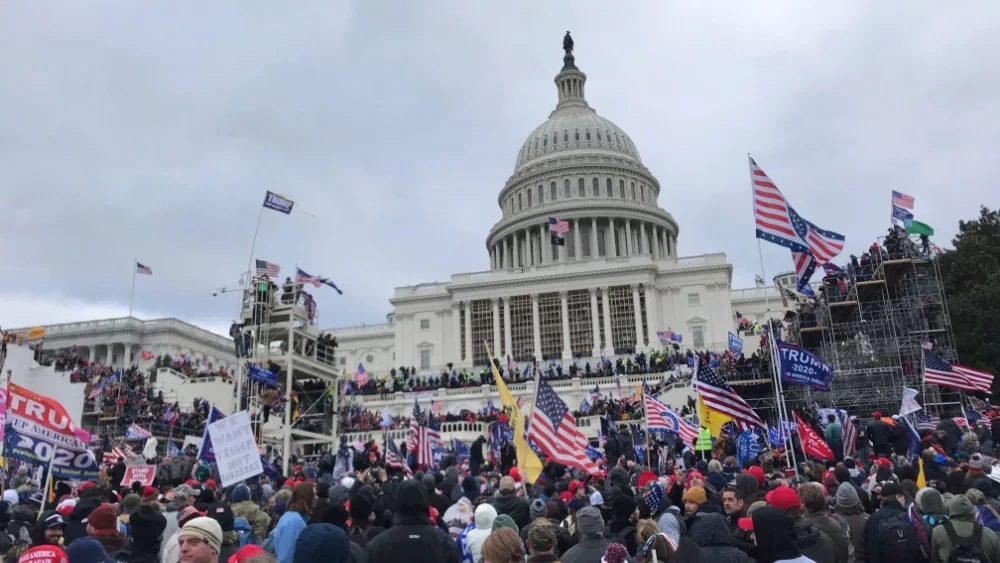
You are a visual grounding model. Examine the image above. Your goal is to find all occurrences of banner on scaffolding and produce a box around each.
[776,341,834,392]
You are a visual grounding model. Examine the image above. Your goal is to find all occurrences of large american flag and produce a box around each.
[527,378,599,476]
[408,401,442,469]
[384,436,412,476]
[643,394,698,449]
[256,259,280,277]
[354,363,369,387]
[693,358,765,430]
[548,217,569,234]
[924,348,994,392]
[295,267,323,288]
[751,157,845,264]
[892,190,915,210]
[135,262,152,275]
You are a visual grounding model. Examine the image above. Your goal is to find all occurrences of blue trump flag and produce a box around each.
[452,439,471,460]
[736,431,762,467]
[728,332,744,355]
[776,341,834,391]
[247,363,278,387]
[196,407,226,463]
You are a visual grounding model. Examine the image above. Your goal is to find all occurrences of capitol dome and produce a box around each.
[486,33,678,271]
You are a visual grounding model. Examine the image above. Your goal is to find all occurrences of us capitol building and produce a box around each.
[11,36,790,391]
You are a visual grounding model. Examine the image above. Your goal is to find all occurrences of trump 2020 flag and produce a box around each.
[777,341,834,391]
[4,383,99,480]
[728,332,743,355]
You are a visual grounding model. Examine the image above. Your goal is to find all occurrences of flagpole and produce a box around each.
[39,452,55,518]
[128,259,137,318]
[749,154,796,471]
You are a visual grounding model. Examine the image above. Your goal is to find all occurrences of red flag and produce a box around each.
[793,411,834,461]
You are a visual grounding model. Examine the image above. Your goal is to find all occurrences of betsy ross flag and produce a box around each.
[549,217,569,246]
[135,262,152,275]
[256,259,280,277]
[693,358,765,430]
[923,348,994,393]
[892,190,915,210]
[527,377,600,476]
[750,157,845,264]
[643,393,698,449]
[384,436,412,476]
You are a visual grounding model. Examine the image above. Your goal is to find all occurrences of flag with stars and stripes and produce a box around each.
[751,157,845,264]
[892,190,915,210]
[255,259,280,277]
[527,377,600,476]
[923,348,994,393]
[916,412,940,431]
[792,251,817,298]
[693,358,765,430]
[644,393,698,449]
[384,436,412,476]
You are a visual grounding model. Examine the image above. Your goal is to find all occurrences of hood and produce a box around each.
[396,480,431,523]
[474,504,497,530]
[68,497,100,521]
[609,467,630,490]
[916,488,947,515]
[734,474,760,503]
[11,505,36,525]
[794,519,825,549]
[947,494,977,521]
[752,507,801,563]
[689,513,733,547]
[326,485,348,507]
[293,523,349,563]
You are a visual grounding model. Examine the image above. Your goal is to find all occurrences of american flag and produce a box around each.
[295,267,323,288]
[735,312,751,329]
[643,393,698,449]
[964,407,982,424]
[354,363,369,387]
[408,401,441,468]
[750,157,846,264]
[693,358,765,430]
[892,190,915,210]
[923,349,994,393]
[384,436,412,476]
[792,251,817,295]
[916,412,940,431]
[527,377,599,476]
[548,217,569,234]
[818,408,857,459]
[135,262,152,275]
[255,259,280,277]
[105,442,133,464]
[953,417,969,429]
[516,395,527,409]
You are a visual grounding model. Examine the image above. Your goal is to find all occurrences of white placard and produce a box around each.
[207,411,262,487]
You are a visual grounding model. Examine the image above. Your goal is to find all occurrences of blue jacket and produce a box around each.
[273,511,308,563]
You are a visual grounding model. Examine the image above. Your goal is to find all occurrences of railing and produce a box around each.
[730,286,781,300]
[11,317,232,350]
[329,323,394,337]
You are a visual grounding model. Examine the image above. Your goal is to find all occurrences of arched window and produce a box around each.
[518,192,523,211]
[639,184,645,202]
[578,178,585,196]
[527,188,532,207]
[563,131,569,142]
[553,133,558,146]
[619,180,625,199]
[542,136,547,148]
[606,178,613,197]
[538,185,544,204]
[574,129,580,141]
[631,182,636,200]
[564,179,571,198]
[596,131,602,141]
[581,225,591,257]
[533,138,538,151]
[551,181,557,201]
[597,228,606,256]
[585,130,591,141]
[592,178,599,196]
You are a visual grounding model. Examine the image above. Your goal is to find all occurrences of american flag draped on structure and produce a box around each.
[693,359,765,430]
[528,377,600,476]
[923,348,994,393]
[384,436,412,476]
[643,394,698,449]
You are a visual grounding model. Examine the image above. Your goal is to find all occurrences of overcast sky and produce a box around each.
[2,2,997,337]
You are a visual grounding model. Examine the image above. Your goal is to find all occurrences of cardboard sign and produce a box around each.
[207,411,263,487]
[121,464,157,486]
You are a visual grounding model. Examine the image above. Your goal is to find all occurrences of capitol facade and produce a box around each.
[330,39,790,376]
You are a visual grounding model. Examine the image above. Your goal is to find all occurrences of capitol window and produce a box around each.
[542,137,547,147]
[592,178,599,196]
[596,131,602,141]
[527,188,532,207]
[420,350,431,370]
[688,293,700,306]
[518,193,523,211]
[564,179,570,198]
[538,185,544,204]
[574,129,580,141]
[420,319,430,330]
[563,131,568,142]
[551,182,557,200]
[606,178,612,197]
[631,182,636,200]
[619,180,625,198]
[692,327,705,348]
[578,178,585,196]
[553,133,558,146]
[585,130,591,141]
[339,357,346,366]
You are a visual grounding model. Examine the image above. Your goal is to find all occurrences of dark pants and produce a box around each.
[469,459,481,477]
[263,405,272,423]
[829,439,843,462]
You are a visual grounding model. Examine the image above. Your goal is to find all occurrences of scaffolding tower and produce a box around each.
[237,277,341,474]
[787,229,960,417]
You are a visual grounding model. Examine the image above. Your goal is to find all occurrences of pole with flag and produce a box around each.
[128,260,152,318]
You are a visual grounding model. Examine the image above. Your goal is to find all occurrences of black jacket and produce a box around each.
[492,492,531,531]
[864,501,908,563]
[366,481,459,563]
[689,513,753,563]
[867,420,892,454]
[62,497,101,545]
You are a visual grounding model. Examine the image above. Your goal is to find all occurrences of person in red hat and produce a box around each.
[17,545,68,563]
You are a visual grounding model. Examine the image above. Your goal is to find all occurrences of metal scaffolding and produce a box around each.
[786,228,959,416]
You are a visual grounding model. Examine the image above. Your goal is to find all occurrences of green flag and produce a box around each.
[906,221,934,236]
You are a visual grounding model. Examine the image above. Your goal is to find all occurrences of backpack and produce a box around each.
[233,517,254,547]
[878,512,925,562]
[942,520,990,563]
[615,525,637,547]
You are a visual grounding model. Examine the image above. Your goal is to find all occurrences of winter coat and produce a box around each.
[835,502,868,563]
[62,497,101,545]
[168,457,186,484]
[930,495,1000,563]
[111,539,162,563]
[688,512,752,563]
[0,506,35,559]
[561,535,610,563]
[271,510,308,563]
[366,480,460,563]
[492,491,531,531]
[795,518,837,563]
[802,510,850,563]
[464,504,496,563]
[232,500,271,542]
[863,500,907,563]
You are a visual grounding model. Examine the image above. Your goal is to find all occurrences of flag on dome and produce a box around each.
[750,157,846,264]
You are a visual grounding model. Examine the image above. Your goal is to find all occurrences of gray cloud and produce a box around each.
[2,1,997,333]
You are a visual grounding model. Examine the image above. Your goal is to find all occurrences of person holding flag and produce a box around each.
[484,341,542,484]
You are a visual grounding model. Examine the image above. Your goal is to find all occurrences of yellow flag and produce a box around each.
[698,395,733,437]
[634,384,643,404]
[485,342,543,484]
[917,458,927,489]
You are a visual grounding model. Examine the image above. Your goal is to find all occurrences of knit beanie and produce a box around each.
[231,485,251,504]
[682,486,707,505]
[349,494,373,523]
[492,514,519,534]
[122,494,141,512]
[86,504,118,532]
[178,517,222,554]
[529,499,547,520]
[128,505,167,542]
[576,506,604,534]
[612,495,637,522]
[602,543,630,563]
[835,482,861,508]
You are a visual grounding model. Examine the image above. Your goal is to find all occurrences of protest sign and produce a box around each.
[121,464,157,486]
[207,411,263,487]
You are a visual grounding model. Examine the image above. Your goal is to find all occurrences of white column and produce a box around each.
[607,219,617,258]
[560,290,572,360]
[644,283,659,348]
[89,347,96,363]
[502,297,512,361]
[590,218,598,258]
[450,304,460,363]
[653,227,662,258]
[624,220,632,256]
[640,222,649,255]
[632,283,645,351]
[105,343,115,366]
[531,293,542,361]
[490,246,496,269]
[601,287,615,355]
[492,298,501,358]
[501,238,509,269]
[573,219,582,259]
[464,301,473,365]
[589,288,601,357]
[542,223,551,264]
